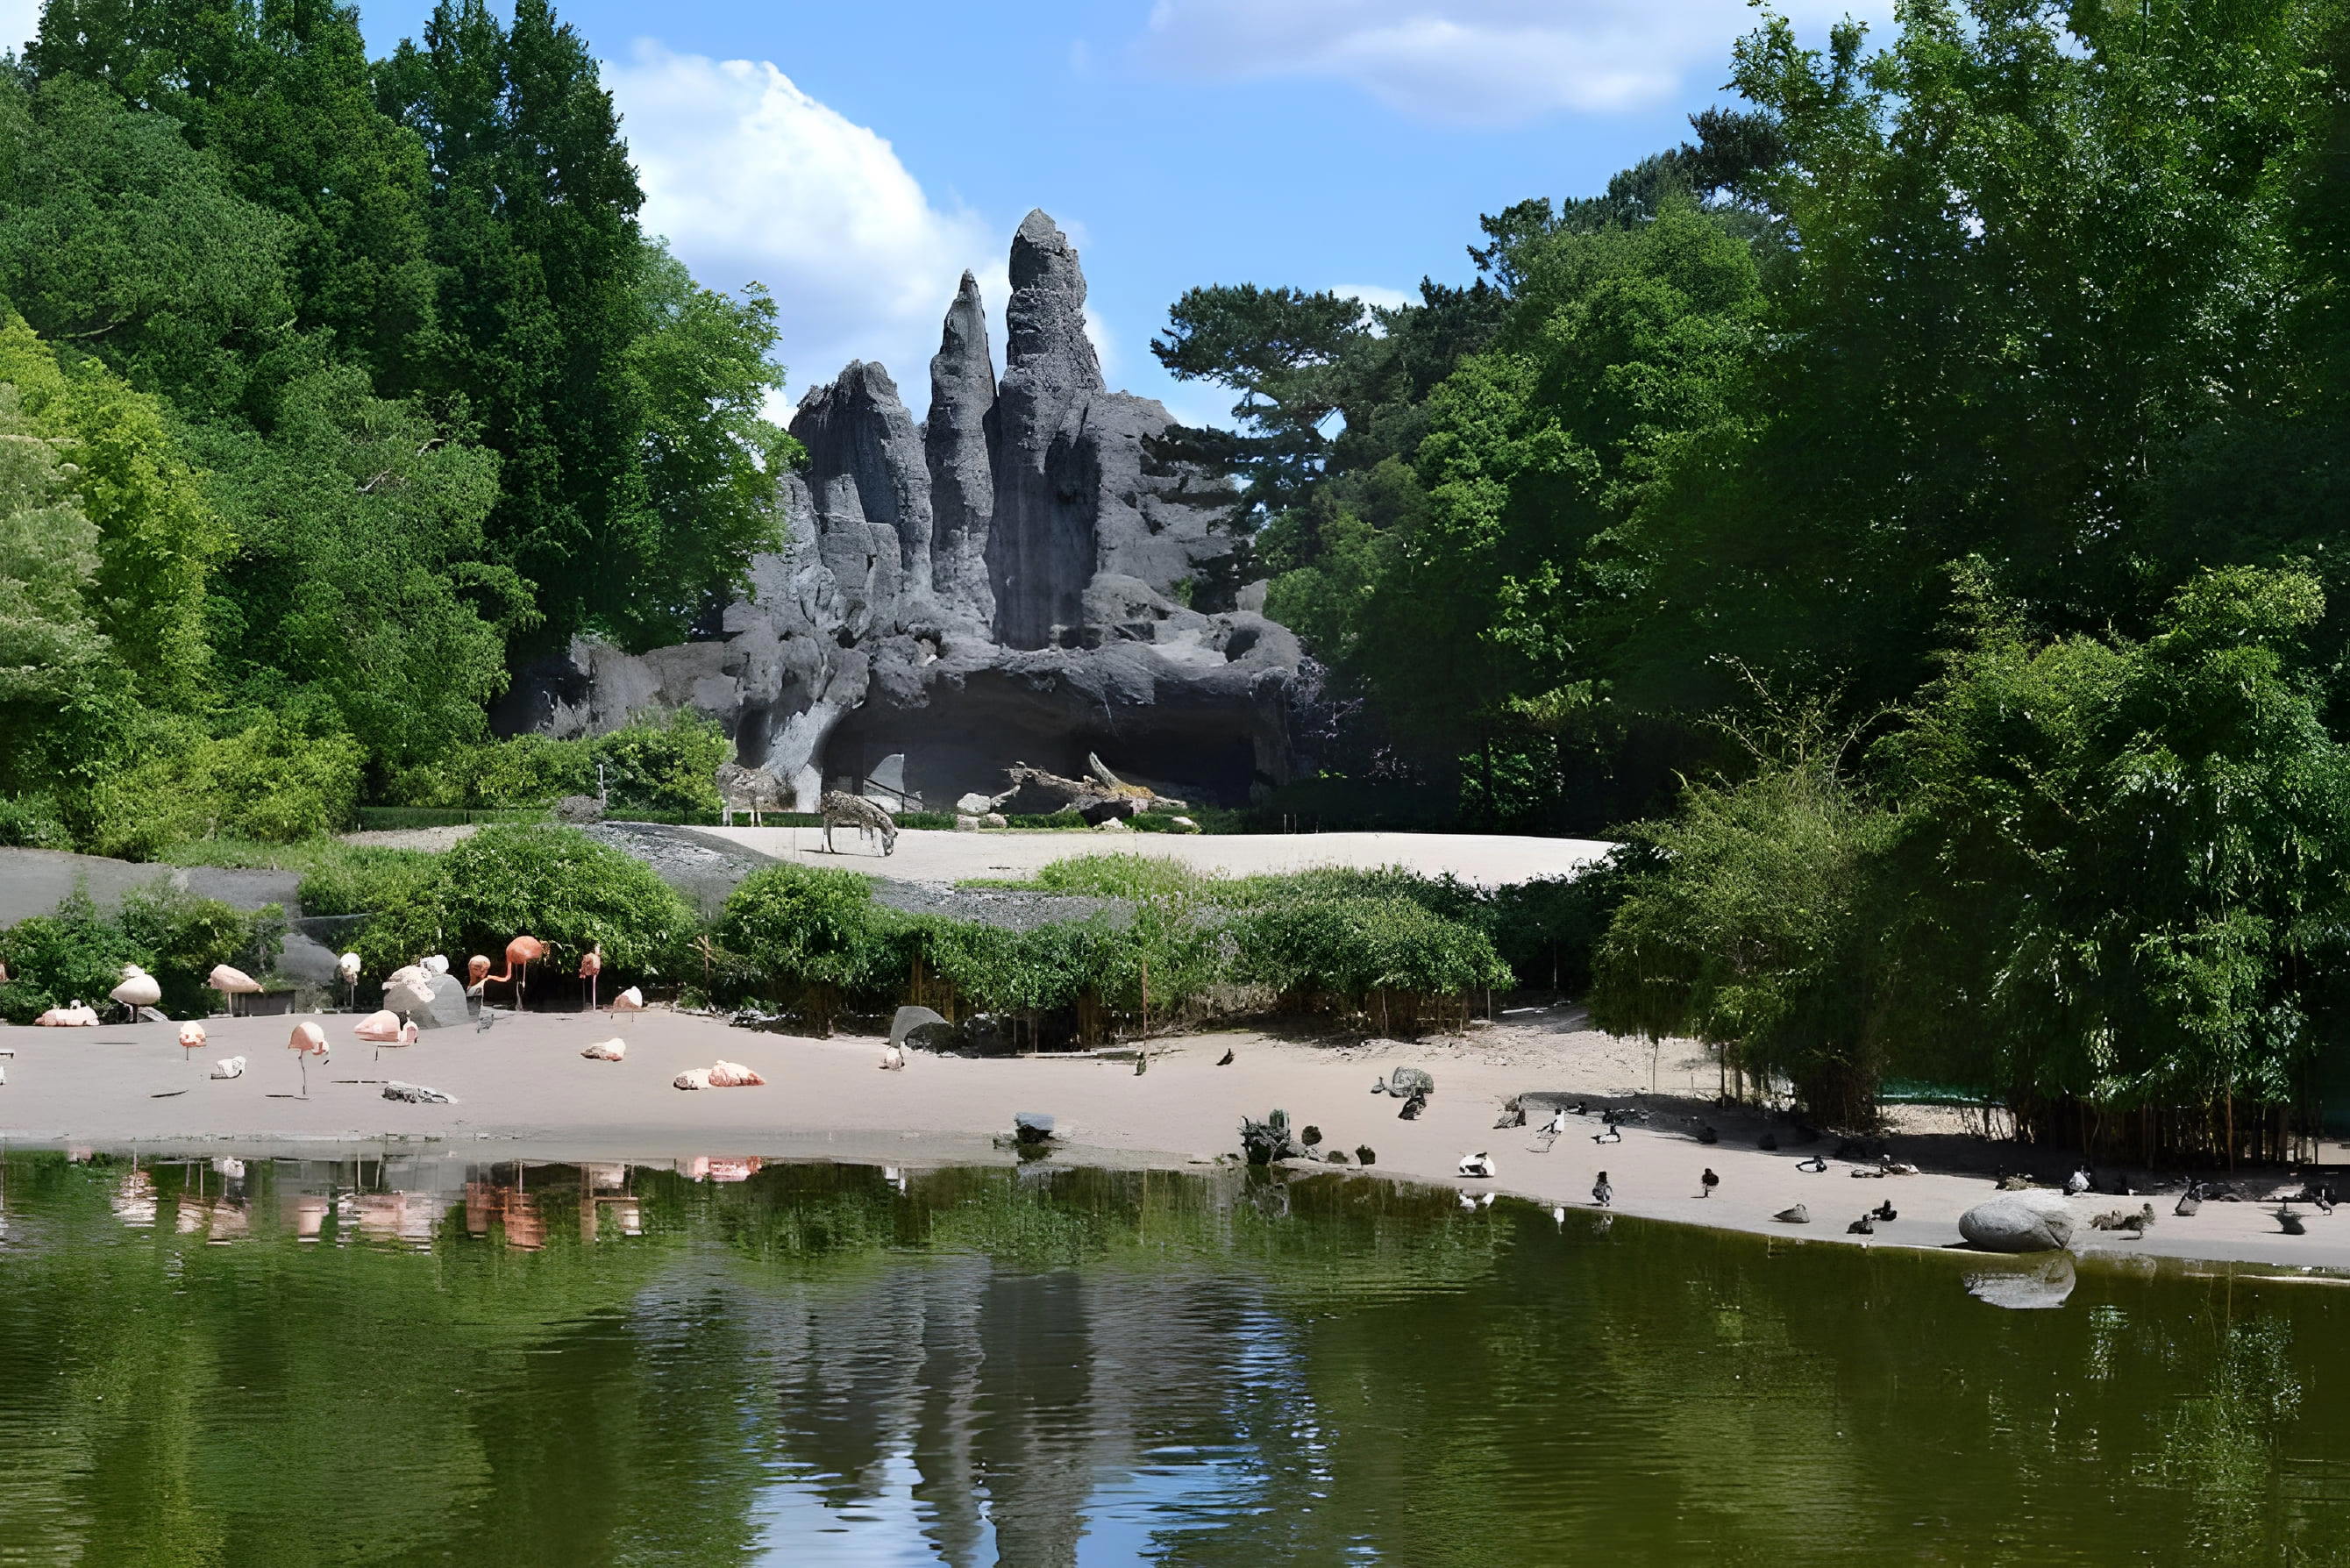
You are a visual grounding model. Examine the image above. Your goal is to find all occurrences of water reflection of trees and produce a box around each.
[3,1154,2349,1565]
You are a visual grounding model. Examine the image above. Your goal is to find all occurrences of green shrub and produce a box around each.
[293,845,440,918]
[353,825,694,978]
[85,716,363,858]
[716,863,901,994]
[0,887,280,1022]
[0,891,142,1022]
[1234,894,1508,1021]
[591,711,729,816]
[0,793,70,849]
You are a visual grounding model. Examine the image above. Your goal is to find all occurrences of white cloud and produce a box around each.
[1138,0,1891,126]
[607,40,1014,420]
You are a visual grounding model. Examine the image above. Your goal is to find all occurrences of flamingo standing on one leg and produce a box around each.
[580,944,602,1012]
[110,964,161,1022]
[484,937,547,1012]
[287,1022,328,1098]
[353,1009,418,1062]
[208,965,261,1017]
[338,952,361,1010]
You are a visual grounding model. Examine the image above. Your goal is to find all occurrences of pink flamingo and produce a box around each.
[178,1019,207,1064]
[580,944,603,1010]
[209,965,261,1017]
[612,986,645,1015]
[353,1009,418,1061]
[483,936,547,1011]
[110,964,160,1021]
[287,1022,328,1097]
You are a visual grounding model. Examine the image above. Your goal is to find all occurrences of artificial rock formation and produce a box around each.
[497,210,1305,809]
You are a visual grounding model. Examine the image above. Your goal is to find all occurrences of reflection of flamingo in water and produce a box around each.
[483,936,547,1011]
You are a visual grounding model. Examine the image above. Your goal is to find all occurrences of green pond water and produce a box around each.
[0,1152,2345,1566]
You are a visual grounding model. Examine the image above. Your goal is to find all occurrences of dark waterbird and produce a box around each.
[1592,1125,1621,1144]
[1699,1168,1720,1199]
[1871,1200,1897,1222]
[1796,1155,1827,1173]
[1697,1125,1720,1145]
[1774,1203,1809,1223]
[1848,1215,1876,1236]
[2175,1184,2203,1217]
[2278,1208,2308,1236]
[1355,1145,1377,1165]
[1399,1090,1428,1121]
[1592,1172,1613,1208]
[1216,1049,1233,1066]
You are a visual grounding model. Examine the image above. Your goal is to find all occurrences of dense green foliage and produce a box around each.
[349,824,695,977]
[0,0,799,860]
[1165,0,2350,1141]
[0,885,281,1022]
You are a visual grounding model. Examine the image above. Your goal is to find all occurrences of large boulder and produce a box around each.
[409,973,470,1031]
[1959,1194,2075,1253]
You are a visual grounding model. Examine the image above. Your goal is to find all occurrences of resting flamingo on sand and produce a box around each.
[353,1010,418,1058]
[287,1022,329,1097]
[35,1000,99,1026]
[580,944,603,1010]
[208,965,262,1016]
[484,937,547,1011]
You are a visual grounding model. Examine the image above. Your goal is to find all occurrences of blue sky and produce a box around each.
[15,0,1891,426]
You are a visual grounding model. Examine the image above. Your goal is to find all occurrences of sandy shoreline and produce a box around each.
[5,1004,2346,1274]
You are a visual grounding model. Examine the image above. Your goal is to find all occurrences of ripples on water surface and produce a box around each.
[0,1151,2346,1565]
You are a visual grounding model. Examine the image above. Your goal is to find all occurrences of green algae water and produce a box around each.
[0,1153,2346,1566]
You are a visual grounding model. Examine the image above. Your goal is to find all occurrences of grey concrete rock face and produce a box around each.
[1959,1197,2076,1253]
[494,210,1306,815]
[409,974,470,1031]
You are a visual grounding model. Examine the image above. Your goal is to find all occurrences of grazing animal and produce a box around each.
[1355,1144,1376,1166]
[879,1044,907,1070]
[2176,1185,2204,1217]
[1848,1215,1876,1236]
[1592,1124,1621,1144]
[1796,1154,1828,1173]
[821,790,899,856]
[1699,1167,1720,1199]
[1757,1132,1779,1151]
[1697,1125,1720,1145]
[1871,1200,1897,1222]
[716,761,785,826]
[1458,1151,1495,1179]
[1216,1048,1234,1066]
[2065,1167,2092,1196]
[1592,1172,1613,1208]
[1774,1203,1810,1224]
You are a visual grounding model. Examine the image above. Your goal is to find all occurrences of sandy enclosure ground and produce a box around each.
[339,826,1616,887]
[4,1001,2346,1273]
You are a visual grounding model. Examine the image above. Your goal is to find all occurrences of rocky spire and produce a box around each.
[789,360,934,619]
[989,210,1103,648]
[926,270,997,628]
